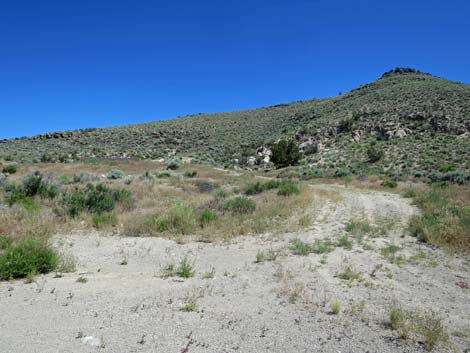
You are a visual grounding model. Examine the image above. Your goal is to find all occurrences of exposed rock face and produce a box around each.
[256,146,272,163]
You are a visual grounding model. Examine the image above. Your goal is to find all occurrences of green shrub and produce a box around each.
[156,171,172,178]
[244,182,266,195]
[244,180,283,195]
[184,171,198,178]
[166,159,181,170]
[334,168,351,178]
[224,196,256,214]
[92,213,118,228]
[429,170,470,184]
[196,181,214,193]
[73,172,99,183]
[0,238,59,280]
[244,179,299,196]
[2,165,17,174]
[63,183,132,217]
[21,171,43,196]
[366,143,384,163]
[381,180,398,188]
[271,140,301,168]
[153,204,197,235]
[402,189,417,198]
[277,180,300,196]
[199,209,217,228]
[106,169,124,180]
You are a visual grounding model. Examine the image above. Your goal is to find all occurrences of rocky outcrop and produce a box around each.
[381,67,431,78]
[256,146,272,164]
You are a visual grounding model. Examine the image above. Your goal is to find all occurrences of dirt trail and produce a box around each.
[1,185,468,353]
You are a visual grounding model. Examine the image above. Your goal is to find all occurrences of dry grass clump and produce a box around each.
[388,306,449,351]
[408,184,470,252]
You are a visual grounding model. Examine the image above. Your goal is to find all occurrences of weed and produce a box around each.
[176,256,195,278]
[92,213,118,228]
[160,263,177,279]
[345,219,372,235]
[330,299,341,315]
[402,189,417,198]
[224,196,256,214]
[57,253,76,273]
[381,244,404,264]
[179,301,198,312]
[202,267,215,279]
[337,266,361,281]
[413,311,448,351]
[312,240,334,254]
[0,236,13,250]
[389,306,449,351]
[389,306,408,338]
[337,235,353,250]
[164,204,197,235]
[277,180,300,196]
[106,169,124,179]
[289,239,312,256]
[255,249,278,263]
[298,214,312,228]
[199,209,217,228]
[76,276,88,283]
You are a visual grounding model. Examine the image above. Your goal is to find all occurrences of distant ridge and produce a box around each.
[1,68,469,180]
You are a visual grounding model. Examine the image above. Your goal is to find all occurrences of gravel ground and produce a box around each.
[1,185,469,353]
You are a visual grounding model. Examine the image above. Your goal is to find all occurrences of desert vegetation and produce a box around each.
[0,69,469,353]
[1,69,469,184]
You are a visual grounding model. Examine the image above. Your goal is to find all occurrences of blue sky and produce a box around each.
[1,0,469,138]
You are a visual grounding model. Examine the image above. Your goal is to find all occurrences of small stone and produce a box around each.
[81,335,104,348]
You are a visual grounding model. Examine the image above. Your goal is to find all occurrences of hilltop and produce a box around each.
[1,67,469,180]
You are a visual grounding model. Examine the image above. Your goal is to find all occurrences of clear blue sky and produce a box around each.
[1,0,469,138]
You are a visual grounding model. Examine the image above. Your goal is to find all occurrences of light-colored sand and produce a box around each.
[1,185,468,353]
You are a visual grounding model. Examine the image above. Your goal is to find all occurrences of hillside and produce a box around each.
[1,67,469,179]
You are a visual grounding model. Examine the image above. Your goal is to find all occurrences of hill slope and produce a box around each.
[1,68,469,178]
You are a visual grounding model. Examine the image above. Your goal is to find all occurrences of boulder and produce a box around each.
[247,156,257,166]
